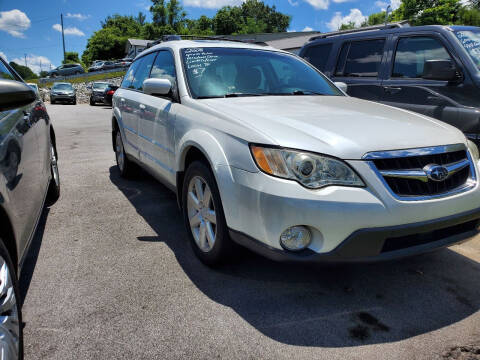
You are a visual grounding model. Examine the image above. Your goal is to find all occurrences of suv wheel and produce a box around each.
[46,141,60,206]
[72,98,76,105]
[0,239,23,360]
[115,130,135,178]
[89,98,95,106]
[182,161,233,266]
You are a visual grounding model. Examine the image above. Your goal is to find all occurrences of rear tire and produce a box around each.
[46,141,60,206]
[0,239,23,360]
[50,100,55,104]
[114,129,136,178]
[182,161,234,266]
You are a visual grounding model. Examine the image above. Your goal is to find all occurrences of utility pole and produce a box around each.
[24,53,27,67]
[61,13,66,63]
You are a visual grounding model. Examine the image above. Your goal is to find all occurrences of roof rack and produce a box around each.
[146,34,266,48]
[309,21,409,41]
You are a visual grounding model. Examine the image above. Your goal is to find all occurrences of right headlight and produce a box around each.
[250,145,365,189]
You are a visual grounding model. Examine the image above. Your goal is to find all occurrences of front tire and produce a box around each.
[46,141,60,206]
[0,239,23,360]
[182,161,233,266]
[72,98,76,105]
[89,98,95,106]
[115,130,136,178]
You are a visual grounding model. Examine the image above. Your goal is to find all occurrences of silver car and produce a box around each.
[112,39,480,266]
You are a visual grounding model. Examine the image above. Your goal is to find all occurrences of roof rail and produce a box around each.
[309,21,409,41]
[146,34,266,48]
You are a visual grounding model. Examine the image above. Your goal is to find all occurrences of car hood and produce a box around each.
[198,96,467,159]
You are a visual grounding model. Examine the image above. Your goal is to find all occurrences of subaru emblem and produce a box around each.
[423,164,449,182]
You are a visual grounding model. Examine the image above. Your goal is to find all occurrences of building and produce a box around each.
[125,31,320,58]
[125,39,155,59]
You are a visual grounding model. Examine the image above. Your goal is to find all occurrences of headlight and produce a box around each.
[467,140,479,162]
[250,145,364,189]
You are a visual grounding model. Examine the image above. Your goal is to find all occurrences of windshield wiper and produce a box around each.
[224,93,262,98]
[291,90,327,96]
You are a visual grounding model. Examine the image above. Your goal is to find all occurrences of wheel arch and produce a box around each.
[0,205,18,271]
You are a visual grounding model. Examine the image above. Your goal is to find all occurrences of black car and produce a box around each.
[0,57,61,360]
[89,82,118,105]
[88,61,116,72]
[300,24,480,146]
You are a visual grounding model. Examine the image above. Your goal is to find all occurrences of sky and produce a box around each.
[0,0,401,74]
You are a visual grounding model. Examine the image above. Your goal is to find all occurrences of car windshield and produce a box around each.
[181,47,343,99]
[53,83,73,90]
[93,83,109,90]
[454,29,480,70]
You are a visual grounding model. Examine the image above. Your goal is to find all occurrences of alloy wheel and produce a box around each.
[0,256,20,360]
[50,145,59,188]
[115,132,125,172]
[187,176,217,252]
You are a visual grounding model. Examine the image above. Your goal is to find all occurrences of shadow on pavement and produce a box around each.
[19,207,49,306]
[109,166,480,347]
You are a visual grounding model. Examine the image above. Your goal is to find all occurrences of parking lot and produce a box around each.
[19,104,480,359]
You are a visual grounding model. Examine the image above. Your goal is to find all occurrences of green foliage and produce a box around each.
[81,0,291,63]
[37,71,126,88]
[9,61,38,80]
[39,71,49,78]
[339,22,356,30]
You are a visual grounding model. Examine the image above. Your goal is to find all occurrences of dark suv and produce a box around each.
[300,24,480,145]
[48,63,84,77]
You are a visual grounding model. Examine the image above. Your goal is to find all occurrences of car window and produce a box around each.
[335,39,385,77]
[0,60,15,80]
[150,51,176,86]
[181,47,343,99]
[130,52,157,91]
[93,83,109,90]
[393,36,453,78]
[302,43,333,72]
[121,59,143,89]
[454,29,480,70]
[53,83,73,90]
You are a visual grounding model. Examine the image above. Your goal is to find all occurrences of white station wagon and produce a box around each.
[112,36,480,265]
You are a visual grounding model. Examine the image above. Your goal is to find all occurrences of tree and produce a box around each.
[457,6,480,25]
[62,51,81,64]
[150,0,186,31]
[339,22,356,30]
[150,0,167,26]
[136,12,147,26]
[9,62,38,80]
[39,70,49,78]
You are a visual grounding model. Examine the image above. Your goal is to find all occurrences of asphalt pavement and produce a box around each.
[20,103,480,359]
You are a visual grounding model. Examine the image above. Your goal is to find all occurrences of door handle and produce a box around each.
[139,104,146,110]
[383,86,402,94]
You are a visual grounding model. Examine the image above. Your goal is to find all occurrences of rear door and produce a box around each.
[0,60,44,254]
[137,50,177,184]
[302,43,333,74]
[381,33,460,123]
[331,38,387,101]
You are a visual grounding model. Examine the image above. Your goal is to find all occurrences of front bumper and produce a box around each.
[217,162,480,262]
[51,94,75,101]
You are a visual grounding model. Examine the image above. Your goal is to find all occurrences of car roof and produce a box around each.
[305,25,480,45]
[136,39,284,60]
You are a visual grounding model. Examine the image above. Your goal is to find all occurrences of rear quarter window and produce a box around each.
[302,43,333,72]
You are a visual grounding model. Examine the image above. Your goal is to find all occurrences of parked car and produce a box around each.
[115,58,133,68]
[112,38,480,266]
[103,84,119,106]
[88,61,116,72]
[0,57,60,360]
[300,24,480,146]
[89,82,111,105]
[50,82,76,105]
[47,63,84,77]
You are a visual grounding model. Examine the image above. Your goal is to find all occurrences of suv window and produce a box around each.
[0,60,15,80]
[393,36,453,78]
[335,39,385,77]
[131,52,157,91]
[302,43,333,72]
[121,57,144,89]
[150,51,176,85]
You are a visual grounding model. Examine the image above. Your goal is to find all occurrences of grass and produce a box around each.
[31,71,126,88]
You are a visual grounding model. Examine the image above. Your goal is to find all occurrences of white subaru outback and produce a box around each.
[112,37,480,265]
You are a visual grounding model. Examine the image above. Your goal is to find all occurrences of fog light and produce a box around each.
[280,226,312,251]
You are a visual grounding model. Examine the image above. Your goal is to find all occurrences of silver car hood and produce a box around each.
[199,96,466,159]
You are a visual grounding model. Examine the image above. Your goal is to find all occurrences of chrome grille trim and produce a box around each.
[363,144,477,201]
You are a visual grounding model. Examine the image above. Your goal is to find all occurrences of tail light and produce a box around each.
[107,90,115,95]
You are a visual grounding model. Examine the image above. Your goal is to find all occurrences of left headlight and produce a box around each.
[250,145,365,189]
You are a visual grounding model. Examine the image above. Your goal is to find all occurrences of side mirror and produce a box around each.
[143,78,172,96]
[422,60,458,81]
[0,80,36,111]
[334,81,348,93]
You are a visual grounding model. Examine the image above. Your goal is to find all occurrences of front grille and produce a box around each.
[367,146,474,198]
[381,219,479,253]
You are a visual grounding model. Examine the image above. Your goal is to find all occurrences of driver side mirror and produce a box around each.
[334,82,348,93]
[0,80,36,111]
[143,78,172,96]
[422,60,459,81]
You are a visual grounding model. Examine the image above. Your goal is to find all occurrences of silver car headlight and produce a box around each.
[250,145,365,189]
